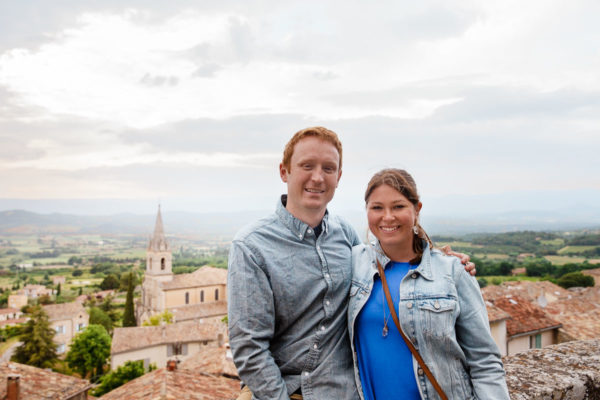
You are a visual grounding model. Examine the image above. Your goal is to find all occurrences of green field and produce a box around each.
[473,253,510,260]
[539,238,565,246]
[557,245,597,255]
[544,255,587,265]
[436,241,484,249]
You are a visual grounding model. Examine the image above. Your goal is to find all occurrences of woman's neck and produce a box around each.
[380,241,417,263]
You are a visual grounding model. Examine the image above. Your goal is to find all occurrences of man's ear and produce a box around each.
[336,169,342,187]
[279,163,288,183]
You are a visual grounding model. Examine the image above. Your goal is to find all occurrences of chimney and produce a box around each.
[166,360,177,372]
[7,374,20,400]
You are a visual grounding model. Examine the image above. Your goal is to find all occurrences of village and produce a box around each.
[0,208,599,399]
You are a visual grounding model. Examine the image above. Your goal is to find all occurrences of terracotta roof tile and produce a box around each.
[0,362,91,400]
[179,346,239,378]
[485,302,511,323]
[43,302,87,321]
[111,320,227,354]
[491,295,562,337]
[544,286,600,340]
[161,266,227,290]
[98,368,239,400]
[0,307,20,315]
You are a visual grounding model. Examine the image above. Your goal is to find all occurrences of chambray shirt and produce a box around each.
[228,196,361,400]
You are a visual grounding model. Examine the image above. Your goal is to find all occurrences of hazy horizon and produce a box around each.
[1,1,598,217]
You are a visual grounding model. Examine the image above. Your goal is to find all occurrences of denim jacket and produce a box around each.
[348,241,510,400]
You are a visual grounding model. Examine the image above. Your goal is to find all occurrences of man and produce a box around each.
[228,127,472,400]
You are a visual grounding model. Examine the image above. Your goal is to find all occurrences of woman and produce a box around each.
[348,169,509,400]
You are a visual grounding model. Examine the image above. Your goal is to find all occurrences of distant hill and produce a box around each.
[1,208,599,238]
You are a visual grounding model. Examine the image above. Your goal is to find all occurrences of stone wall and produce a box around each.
[505,339,600,399]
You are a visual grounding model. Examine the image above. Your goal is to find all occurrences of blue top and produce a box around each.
[354,261,420,400]
[228,195,362,400]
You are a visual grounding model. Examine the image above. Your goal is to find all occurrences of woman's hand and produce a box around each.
[440,245,476,276]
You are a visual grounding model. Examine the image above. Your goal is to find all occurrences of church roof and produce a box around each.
[148,205,169,252]
[171,301,228,322]
[161,266,227,291]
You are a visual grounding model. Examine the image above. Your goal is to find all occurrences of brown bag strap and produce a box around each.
[376,260,448,400]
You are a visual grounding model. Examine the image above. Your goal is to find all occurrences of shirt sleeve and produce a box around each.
[453,261,511,399]
[227,239,289,400]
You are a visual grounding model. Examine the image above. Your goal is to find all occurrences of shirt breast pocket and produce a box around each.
[418,298,456,339]
[350,280,369,297]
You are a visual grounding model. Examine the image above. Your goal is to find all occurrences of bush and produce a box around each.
[100,274,120,290]
[92,360,146,396]
[72,269,83,277]
[477,278,488,288]
[557,272,595,289]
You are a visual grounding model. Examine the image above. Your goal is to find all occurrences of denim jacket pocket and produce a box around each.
[418,298,456,338]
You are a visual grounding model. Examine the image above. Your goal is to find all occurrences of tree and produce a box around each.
[122,272,137,327]
[557,272,594,289]
[100,274,120,290]
[72,269,83,277]
[66,324,111,382]
[92,360,147,396]
[56,283,61,297]
[142,310,173,326]
[89,307,114,334]
[12,306,57,368]
[100,296,119,323]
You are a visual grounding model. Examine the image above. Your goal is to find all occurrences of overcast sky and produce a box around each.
[0,0,599,217]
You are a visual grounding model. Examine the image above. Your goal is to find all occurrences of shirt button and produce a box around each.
[411,273,417,279]
[326,300,330,305]
[434,301,440,309]
[307,228,312,234]
[313,344,318,349]
[304,371,309,376]
[407,303,413,309]
[298,234,302,239]
[321,326,326,331]
[324,273,329,279]
[418,368,424,376]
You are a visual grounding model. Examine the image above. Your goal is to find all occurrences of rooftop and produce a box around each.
[179,346,238,378]
[171,301,228,322]
[112,320,227,354]
[0,307,20,315]
[0,362,91,400]
[491,295,562,337]
[161,266,227,290]
[544,285,600,340]
[43,302,87,321]
[98,368,239,400]
[485,302,511,323]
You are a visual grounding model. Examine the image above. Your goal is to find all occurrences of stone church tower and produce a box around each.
[138,206,174,323]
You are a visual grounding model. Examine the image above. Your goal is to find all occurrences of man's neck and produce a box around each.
[285,205,326,228]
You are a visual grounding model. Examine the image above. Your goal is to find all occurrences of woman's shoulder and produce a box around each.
[351,243,376,273]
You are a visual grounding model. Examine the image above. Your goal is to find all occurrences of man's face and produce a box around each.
[280,136,342,220]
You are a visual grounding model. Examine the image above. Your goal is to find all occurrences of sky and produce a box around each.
[0,0,599,218]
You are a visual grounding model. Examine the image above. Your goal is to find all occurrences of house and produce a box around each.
[7,295,27,310]
[52,276,66,285]
[0,362,91,400]
[136,207,228,324]
[18,284,55,299]
[490,295,562,355]
[110,320,227,370]
[485,302,511,356]
[98,361,239,400]
[0,308,25,328]
[42,302,89,354]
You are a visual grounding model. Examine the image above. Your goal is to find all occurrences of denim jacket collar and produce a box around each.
[373,239,434,281]
[276,195,329,240]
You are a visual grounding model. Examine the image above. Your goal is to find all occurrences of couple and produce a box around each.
[227,127,509,400]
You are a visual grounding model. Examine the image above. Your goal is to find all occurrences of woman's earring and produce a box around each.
[413,225,419,235]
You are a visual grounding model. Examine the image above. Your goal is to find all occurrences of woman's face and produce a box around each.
[367,184,421,252]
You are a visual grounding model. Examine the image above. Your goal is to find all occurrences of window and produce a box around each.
[215,289,219,301]
[530,333,542,349]
[168,342,188,356]
[185,292,189,305]
[200,290,204,303]
[55,325,65,334]
[57,344,66,354]
[77,323,85,332]
[161,258,166,270]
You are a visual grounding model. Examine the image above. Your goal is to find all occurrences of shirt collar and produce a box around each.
[276,195,329,240]
[372,239,434,280]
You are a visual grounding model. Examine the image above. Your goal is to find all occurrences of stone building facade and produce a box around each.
[136,207,227,325]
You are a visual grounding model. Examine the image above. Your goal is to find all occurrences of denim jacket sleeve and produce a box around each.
[453,259,511,399]
[227,239,289,400]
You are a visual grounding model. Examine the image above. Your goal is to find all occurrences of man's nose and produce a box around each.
[311,168,325,182]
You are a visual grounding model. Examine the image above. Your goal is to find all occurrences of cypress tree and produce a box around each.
[122,272,137,327]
